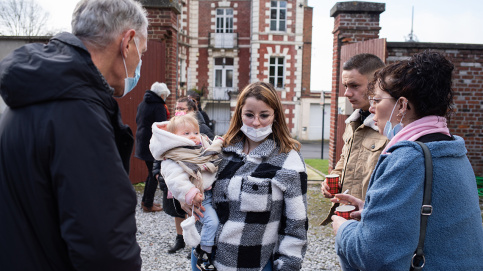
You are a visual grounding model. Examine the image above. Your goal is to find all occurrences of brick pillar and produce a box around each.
[301,5,313,97]
[328,2,385,171]
[141,0,181,111]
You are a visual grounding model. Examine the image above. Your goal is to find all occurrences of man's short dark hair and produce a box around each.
[343,53,385,76]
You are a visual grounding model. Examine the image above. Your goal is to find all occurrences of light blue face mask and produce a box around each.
[121,38,142,97]
[383,101,405,140]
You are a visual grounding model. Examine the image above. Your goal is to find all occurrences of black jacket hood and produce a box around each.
[143,90,165,104]
[0,32,114,109]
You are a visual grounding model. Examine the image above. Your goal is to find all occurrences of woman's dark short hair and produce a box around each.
[370,51,454,118]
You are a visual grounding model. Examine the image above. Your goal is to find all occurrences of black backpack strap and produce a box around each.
[411,141,433,270]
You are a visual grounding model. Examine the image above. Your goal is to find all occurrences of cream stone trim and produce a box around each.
[188,0,200,88]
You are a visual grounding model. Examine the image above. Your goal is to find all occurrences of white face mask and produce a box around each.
[240,124,273,142]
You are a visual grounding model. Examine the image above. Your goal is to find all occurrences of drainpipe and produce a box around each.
[175,12,180,101]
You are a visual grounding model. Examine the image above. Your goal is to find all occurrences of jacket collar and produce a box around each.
[345,109,379,131]
[223,137,277,159]
[51,32,89,52]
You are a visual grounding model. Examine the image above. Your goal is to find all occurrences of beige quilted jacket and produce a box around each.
[321,109,388,225]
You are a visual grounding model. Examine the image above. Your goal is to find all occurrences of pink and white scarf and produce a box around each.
[382,115,451,154]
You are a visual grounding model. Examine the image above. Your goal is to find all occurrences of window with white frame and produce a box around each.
[269,57,284,88]
[216,8,233,33]
[270,1,286,32]
[214,57,234,99]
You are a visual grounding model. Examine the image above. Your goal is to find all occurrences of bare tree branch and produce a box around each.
[0,0,50,36]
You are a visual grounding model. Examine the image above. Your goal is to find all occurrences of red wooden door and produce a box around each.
[117,40,166,184]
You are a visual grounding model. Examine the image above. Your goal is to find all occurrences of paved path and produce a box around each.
[300,140,329,159]
[300,140,328,181]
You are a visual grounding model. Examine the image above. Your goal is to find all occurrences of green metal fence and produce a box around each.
[477,176,483,197]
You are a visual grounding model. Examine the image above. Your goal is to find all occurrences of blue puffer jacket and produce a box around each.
[336,136,483,271]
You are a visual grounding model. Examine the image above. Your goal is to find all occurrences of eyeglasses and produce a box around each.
[175,107,187,111]
[368,96,393,107]
[242,113,274,122]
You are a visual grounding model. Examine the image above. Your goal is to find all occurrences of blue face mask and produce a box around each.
[383,101,405,140]
[121,38,142,97]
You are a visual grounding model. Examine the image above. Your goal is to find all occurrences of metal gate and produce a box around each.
[118,40,166,184]
[334,39,386,165]
[204,102,231,136]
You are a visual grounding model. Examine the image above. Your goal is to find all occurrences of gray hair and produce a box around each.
[150,82,170,99]
[72,0,148,49]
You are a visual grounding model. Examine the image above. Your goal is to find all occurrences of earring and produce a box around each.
[398,111,406,122]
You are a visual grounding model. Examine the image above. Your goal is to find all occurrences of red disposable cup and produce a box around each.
[335,205,356,219]
[325,174,340,195]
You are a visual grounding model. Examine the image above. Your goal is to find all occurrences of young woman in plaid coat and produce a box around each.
[188,82,308,271]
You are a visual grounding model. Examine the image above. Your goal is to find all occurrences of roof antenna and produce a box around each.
[406,6,418,42]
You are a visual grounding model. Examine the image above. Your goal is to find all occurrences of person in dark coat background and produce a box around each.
[135,82,170,212]
[0,0,147,270]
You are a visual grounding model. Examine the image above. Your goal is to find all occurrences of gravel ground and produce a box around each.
[134,183,340,271]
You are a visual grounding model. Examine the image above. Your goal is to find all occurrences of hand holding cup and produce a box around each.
[321,174,340,198]
[330,193,364,220]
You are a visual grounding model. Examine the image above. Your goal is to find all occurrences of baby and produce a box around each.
[150,112,222,271]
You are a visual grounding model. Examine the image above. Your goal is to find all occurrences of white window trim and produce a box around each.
[213,59,234,100]
[270,1,287,32]
[269,56,285,89]
[216,8,234,33]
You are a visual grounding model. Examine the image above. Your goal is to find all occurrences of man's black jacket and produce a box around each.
[0,32,141,271]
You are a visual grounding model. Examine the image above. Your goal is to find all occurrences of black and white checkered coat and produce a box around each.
[212,138,308,270]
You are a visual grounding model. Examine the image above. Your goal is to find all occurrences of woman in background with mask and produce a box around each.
[331,51,483,270]
[188,81,308,271]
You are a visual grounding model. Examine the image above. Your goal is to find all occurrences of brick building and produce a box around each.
[0,0,314,183]
[141,0,313,136]
[329,1,483,176]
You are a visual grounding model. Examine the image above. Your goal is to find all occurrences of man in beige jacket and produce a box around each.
[321,53,388,225]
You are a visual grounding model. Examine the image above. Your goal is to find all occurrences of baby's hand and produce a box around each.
[192,193,203,207]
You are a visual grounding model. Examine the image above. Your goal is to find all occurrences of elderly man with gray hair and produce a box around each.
[0,0,147,270]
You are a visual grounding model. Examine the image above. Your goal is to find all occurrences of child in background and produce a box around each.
[150,112,222,271]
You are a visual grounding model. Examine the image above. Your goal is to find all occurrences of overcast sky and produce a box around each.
[37,0,483,91]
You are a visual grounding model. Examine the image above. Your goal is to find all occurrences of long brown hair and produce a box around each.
[224,81,301,153]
